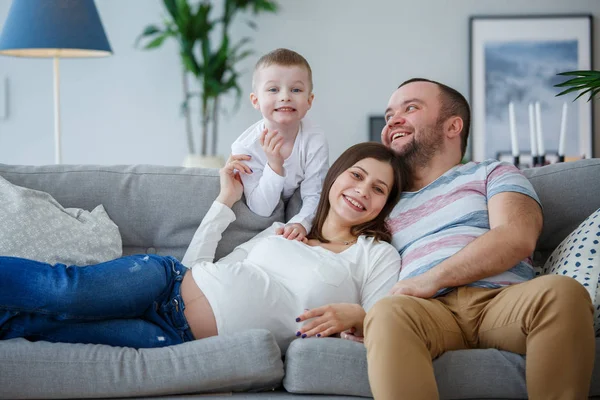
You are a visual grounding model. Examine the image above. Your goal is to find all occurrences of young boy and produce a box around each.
[231,48,329,241]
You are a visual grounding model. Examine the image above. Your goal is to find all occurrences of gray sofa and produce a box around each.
[1,158,599,400]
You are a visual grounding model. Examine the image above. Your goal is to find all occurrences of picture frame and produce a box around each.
[469,15,593,162]
[369,115,386,143]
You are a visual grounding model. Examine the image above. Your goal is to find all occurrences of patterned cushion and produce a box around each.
[542,207,600,333]
[0,175,122,265]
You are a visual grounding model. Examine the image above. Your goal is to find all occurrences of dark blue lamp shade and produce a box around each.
[0,0,112,58]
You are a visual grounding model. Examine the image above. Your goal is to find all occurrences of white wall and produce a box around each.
[0,0,599,165]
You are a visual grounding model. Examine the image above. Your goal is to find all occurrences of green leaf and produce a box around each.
[556,70,600,78]
[554,76,600,88]
[555,85,589,97]
[134,25,163,48]
[192,4,212,38]
[554,69,600,100]
[144,34,169,49]
[175,0,192,33]
[573,86,595,101]
[141,25,162,37]
[162,0,179,21]
[584,87,600,102]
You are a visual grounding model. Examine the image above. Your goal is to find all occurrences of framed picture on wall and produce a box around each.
[369,116,386,143]
[469,15,593,162]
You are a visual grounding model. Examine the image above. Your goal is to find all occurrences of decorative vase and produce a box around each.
[182,154,225,169]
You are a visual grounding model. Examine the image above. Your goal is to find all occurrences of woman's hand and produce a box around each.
[295,303,366,338]
[215,154,252,208]
[341,327,365,344]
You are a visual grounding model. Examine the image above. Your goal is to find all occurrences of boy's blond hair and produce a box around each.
[252,48,313,92]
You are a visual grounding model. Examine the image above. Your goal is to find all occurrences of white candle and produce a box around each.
[558,102,568,156]
[534,101,545,156]
[508,102,519,157]
[528,103,537,157]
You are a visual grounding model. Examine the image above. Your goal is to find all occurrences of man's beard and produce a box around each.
[395,121,443,169]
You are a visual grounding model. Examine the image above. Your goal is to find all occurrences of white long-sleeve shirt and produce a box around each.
[182,201,401,351]
[230,118,329,232]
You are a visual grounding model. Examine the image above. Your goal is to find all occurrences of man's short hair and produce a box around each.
[253,48,313,92]
[398,78,471,157]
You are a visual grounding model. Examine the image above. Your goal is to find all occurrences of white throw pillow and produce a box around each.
[0,176,122,265]
[542,207,600,333]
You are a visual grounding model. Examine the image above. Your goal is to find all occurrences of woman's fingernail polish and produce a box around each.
[301,334,307,338]
[295,317,301,322]
[317,334,321,337]
[296,331,301,337]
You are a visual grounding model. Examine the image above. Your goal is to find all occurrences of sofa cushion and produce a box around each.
[283,337,529,398]
[0,164,285,261]
[0,329,283,399]
[543,207,600,333]
[523,159,600,267]
[0,175,122,265]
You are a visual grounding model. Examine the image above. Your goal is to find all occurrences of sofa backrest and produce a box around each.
[522,158,600,266]
[0,164,284,261]
[1,159,599,266]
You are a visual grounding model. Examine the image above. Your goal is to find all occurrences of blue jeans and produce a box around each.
[0,255,195,348]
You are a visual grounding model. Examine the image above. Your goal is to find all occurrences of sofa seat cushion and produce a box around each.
[285,336,600,398]
[284,337,527,398]
[0,329,283,399]
[0,175,122,265]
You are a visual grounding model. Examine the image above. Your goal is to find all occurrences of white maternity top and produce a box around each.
[182,201,400,351]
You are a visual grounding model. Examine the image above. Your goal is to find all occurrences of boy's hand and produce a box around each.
[260,128,284,176]
[276,223,307,242]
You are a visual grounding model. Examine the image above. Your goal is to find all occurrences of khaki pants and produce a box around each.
[364,275,595,400]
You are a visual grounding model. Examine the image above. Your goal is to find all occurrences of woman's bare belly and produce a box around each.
[180,272,218,339]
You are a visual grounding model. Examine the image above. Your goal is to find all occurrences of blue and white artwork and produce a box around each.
[484,40,580,161]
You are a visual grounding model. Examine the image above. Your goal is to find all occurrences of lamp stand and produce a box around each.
[53,56,61,164]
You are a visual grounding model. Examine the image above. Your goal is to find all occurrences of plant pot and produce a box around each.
[182,154,225,169]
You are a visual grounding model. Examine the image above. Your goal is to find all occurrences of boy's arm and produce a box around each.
[231,142,286,218]
[287,134,329,232]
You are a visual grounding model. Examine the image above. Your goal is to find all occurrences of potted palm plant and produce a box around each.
[137,0,278,167]
[555,70,600,101]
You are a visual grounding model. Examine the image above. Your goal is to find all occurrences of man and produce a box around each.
[363,78,594,400]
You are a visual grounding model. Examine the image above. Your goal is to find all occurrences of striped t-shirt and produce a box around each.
[387,160,541,295]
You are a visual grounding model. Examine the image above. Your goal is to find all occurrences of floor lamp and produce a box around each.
[0,0,112,164]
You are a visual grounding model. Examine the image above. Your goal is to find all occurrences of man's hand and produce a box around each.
[260,128,284,176]
[276,223,307,242]
[389,274,439,298]
[295,303,365,338]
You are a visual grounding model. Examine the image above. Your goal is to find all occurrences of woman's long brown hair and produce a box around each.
[307,142,408,244]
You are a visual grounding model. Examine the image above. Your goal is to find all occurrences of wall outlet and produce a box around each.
[0,77,7,120]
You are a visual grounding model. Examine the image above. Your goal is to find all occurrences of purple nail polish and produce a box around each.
[296,331,301,337]
[317,334,321,337]
[295,317,301,322]
[301,334,307,338]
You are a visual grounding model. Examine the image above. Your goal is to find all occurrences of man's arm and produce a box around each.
[390,192,543,297]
